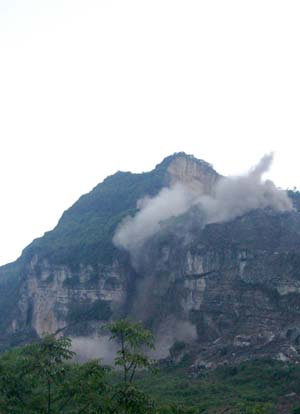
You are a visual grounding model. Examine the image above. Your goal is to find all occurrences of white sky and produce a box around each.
[0,0,300,266]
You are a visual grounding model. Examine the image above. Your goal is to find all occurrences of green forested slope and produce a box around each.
[21,159,170,266]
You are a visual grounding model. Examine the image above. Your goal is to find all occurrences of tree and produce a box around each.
[105,319,157,414]
[0,321,159,413]
[106,319,155,383]
[0,334,107,414]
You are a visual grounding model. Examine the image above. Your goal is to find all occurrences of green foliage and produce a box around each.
[2,322,300,413]
[22,163,168,267]
[0,335,107,413]
[136,358,300,413]
[105,319,158,413]
[106,319,155,383]
[108,382,156,414]
[0,320,159,413]
[0,262,23,335]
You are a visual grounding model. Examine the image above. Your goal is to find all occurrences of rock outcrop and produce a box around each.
[165,153,219,192]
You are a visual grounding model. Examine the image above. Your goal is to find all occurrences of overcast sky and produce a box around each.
[0,0,299,265]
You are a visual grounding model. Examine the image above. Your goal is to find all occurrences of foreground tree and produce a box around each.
[105,319,157,414]
[0,335,107,414]
[0,321,162,413]
[106,319,155,383]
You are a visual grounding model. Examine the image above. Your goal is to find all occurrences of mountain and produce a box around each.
[1,152,300,369]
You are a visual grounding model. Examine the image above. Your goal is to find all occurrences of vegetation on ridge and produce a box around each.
[21,162,169,267]
[19,152,219,268]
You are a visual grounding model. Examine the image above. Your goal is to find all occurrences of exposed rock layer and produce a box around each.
[1,153,300,367]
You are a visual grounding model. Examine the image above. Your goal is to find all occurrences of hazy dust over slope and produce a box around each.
[71,335,118,363]
[113,154,292,258]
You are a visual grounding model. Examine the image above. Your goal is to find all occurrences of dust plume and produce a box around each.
[113,183,196,252]
[71,335,118,363]
[152,318,197,359]
[113,154,292,259]
[200,153,292,224]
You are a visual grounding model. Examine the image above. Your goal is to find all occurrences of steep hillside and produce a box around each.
[0,153,219,348]
[1,152,300,368]
[22,153,218,267]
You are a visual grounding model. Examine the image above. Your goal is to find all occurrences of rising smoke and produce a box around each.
[113,154,293,260]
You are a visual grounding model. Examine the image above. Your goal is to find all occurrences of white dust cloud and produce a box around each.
[71,335,118,364]
[113,154,292,258]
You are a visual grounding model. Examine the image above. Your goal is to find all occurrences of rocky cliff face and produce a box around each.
[132,208,300,366]
[8,153,219,339]
[15,257,126,336]
[165,153,219,192]
[1,153,300,367]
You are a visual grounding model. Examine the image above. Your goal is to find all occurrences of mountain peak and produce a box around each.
[155,152,214,170]
[155,152,220,193]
